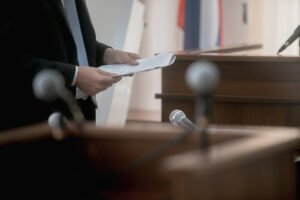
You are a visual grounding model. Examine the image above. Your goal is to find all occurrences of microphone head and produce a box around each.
[32,69,65,101]
[169,109,186,126]
[48,112,69,140]
[185,61,219,95]
[48,112,68,129]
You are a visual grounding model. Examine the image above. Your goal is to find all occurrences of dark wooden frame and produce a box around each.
[157,53,300,126]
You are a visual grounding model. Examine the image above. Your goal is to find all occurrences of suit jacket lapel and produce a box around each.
[50,0,73,40]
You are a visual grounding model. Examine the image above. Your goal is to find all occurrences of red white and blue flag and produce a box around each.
[178,0,223,50]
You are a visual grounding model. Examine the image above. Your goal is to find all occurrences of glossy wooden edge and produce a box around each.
[191,43,263,54]
[174,43,262,55]
[0,123,52,145]
[155,93,300,104]
[1,122,298,151]
[174,53,300,62]
[163,126,300,175]
[0,121,183,146]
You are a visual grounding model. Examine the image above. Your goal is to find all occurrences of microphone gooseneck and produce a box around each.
[277,25,300,54]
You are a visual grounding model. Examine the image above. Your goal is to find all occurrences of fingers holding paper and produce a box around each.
[127,52,141,61]
[75,66,121,96]
[99,53,176,77]
[103,48,140,66]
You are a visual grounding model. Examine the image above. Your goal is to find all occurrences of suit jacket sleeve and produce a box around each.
[1,50,76,92]
[96,42,111,66]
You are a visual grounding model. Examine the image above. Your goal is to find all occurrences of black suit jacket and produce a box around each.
[0,0,110,130]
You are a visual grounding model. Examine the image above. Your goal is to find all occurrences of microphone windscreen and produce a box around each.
[48,112,64,128]
[169,109,185,126]
[48,112,69,140]
[185,61,219,94]
[32,69,65,101]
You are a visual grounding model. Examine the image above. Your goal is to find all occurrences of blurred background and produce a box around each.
[86,0,300,126]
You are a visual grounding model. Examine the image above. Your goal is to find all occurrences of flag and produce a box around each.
[182,0,223,50]
[178,0,185,30]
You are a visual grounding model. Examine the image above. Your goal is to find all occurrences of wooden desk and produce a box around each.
[182,43,262,54]
[163,125,300,200]
[0,122,299,199]
[156,53,300,126]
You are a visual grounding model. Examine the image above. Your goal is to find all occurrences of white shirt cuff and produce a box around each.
[72,66,88,99]
[71,66,78,86]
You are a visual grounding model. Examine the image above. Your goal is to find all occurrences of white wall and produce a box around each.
[87,0,144,126]
[129,0,183,116]
[105,1,145,127]
[86,0,131,48]
[222,0,300,55]
[248,0,300,55]
[222,0,249,46]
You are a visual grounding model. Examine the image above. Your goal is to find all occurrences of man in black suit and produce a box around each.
[0,0,139,130]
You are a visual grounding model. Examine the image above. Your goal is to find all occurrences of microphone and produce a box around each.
[169,109,199,132]
[125,109,196,172]
[185,60,219,120]
[48,112,69,140]
[32,69,85,124]
[277,25,300,54]
[185,60,220,149]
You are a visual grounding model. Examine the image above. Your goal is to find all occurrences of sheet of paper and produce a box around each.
[99,53,176,77]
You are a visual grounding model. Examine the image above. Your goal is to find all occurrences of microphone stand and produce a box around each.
[58,89,85,137]
[194,93,213,150]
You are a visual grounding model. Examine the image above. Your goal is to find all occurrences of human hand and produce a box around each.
[75,66,121,96]
[103,48,140,66]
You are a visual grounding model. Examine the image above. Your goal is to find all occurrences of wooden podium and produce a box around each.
[0,122,299,199]
[156,50,300,127]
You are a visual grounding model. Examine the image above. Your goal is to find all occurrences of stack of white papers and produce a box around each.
[77,53,176,99]
[99,53,176,77]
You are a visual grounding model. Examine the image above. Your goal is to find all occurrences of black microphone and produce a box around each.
[185,60,220,149]
[32,69,85,125]
[48,112,69,140]
[169,109,199,132]
[277,25,300,54]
